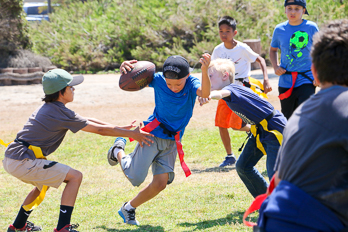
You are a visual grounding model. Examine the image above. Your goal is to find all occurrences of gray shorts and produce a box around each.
[120,136,177,187]
[2,157,70,191]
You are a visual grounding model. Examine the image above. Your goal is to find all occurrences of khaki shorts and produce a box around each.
[2,157,70,191]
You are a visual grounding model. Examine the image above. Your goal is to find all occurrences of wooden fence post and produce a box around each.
[243,39,261,70]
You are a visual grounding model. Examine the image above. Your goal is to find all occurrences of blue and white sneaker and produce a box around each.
[107,137,126,166]
[118,202,139,226]
[219,156,236,167]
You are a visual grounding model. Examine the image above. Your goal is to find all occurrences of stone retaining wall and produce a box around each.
[0,66,56,85]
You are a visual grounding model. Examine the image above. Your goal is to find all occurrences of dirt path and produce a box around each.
[0,68,280,137]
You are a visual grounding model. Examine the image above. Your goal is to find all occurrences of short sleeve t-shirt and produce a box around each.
[271,20,319,88]
[5,101,88,160]
[222,84,287,141]
[211,40,259,81]
[275,86,348,225]
[145,72,201,140]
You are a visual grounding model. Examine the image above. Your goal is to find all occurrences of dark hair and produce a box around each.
[218,16,237,31]
[164,71,179,79]
[311,19,348,86]
[42,87,67,103]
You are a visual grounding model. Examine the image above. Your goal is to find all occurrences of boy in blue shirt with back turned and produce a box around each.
[106,54,211,225]
[269,0,319,119]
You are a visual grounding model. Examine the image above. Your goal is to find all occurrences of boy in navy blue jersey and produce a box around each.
[107,54,211,225]
[199,58,287,198]
[270,0,319,119]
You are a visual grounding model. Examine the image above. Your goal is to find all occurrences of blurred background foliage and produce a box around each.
[3,0,348,72]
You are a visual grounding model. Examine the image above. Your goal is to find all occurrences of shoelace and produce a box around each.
[25,221,40,231]
[126,209,136,221]
[68,224,79,232]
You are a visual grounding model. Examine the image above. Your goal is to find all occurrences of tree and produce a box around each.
[0,0,31,53]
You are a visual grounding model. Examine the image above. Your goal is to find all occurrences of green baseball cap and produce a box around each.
[42,69,84,95]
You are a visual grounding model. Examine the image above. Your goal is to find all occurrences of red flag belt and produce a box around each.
[243,175,276,227]
[278,72,298,100]
[130,118,191,177]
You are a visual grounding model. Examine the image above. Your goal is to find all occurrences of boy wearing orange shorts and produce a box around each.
[212,16,272,167]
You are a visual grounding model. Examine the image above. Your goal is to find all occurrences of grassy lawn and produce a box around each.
[0,128,266,231]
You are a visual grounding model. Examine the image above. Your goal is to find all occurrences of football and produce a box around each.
[119,61,156,91]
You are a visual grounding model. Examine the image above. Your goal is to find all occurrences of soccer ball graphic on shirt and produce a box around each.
[287,30,309,62]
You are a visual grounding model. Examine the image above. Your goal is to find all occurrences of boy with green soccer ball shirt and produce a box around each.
[269,0,319,119]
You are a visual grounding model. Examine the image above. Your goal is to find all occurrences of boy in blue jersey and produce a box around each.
[269,0,319,119]
[199,59,287,198]
[107,54,211,225]
[255,19,348,232]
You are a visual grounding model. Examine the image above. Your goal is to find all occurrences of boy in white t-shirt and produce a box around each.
[211,16,272,167]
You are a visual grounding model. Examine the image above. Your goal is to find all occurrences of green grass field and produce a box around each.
[0,128,267,231]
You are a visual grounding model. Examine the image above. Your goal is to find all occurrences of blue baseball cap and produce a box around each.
[42,69,84,95]
[284,0,309,15]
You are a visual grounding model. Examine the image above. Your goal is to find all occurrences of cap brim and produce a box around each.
[189,67,194,73]
[69,75,84,86]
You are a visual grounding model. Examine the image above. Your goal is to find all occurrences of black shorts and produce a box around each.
[278,84,316,119]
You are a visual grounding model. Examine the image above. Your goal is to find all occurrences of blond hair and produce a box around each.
[209,59,235,83]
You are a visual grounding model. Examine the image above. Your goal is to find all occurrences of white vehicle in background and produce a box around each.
[23,2,58,22]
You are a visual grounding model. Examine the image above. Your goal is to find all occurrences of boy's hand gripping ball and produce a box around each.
[119,61,155,91]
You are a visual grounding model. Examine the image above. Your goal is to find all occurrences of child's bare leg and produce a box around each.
[22,187,41,205]
[55,168,83,231]
[219,127,232,154]
[129,173,169,208]
[62,168,83,206]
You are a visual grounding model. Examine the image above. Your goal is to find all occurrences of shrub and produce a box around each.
[28,0,347,72]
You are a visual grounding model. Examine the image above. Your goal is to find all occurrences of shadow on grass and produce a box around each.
[178,210,257,231]
[95,224,165,232]
[191,166,236,174]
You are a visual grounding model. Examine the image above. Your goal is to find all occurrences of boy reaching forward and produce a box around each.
[199,59,287,198]
[107,54,211,225]
[1,69,153,232]
[211,16,272,167]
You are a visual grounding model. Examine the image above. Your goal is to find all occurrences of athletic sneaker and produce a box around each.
[7,221,42,231]
[118,202,139,226]
[219,156,236,167]
[53,224,79,232]
[107,137,127,166]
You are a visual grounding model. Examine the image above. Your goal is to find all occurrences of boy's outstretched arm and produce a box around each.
[255,56,272,94]
[198,90,231,106]
[196,53,211,98]
[81,122,153,147]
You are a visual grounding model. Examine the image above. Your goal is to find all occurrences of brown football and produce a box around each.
[119,61,156,91]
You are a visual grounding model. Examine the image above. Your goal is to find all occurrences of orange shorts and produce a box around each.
[215,99,243,129]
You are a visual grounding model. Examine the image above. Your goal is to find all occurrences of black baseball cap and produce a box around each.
[163,55,190,79]
[284,0,309,15]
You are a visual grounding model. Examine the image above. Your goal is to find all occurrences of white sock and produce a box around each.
[124,202,135,210]
[226,154,235,158]
[113,148,122,159]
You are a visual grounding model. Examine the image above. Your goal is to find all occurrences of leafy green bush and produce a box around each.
[28,0,347,72]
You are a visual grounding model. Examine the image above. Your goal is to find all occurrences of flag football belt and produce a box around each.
[129,118,191,177]
[1,138,48,211]
[278,70,313,100]
[243,175,276,227]
[249,110,283,156]
[237,77,268,99]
